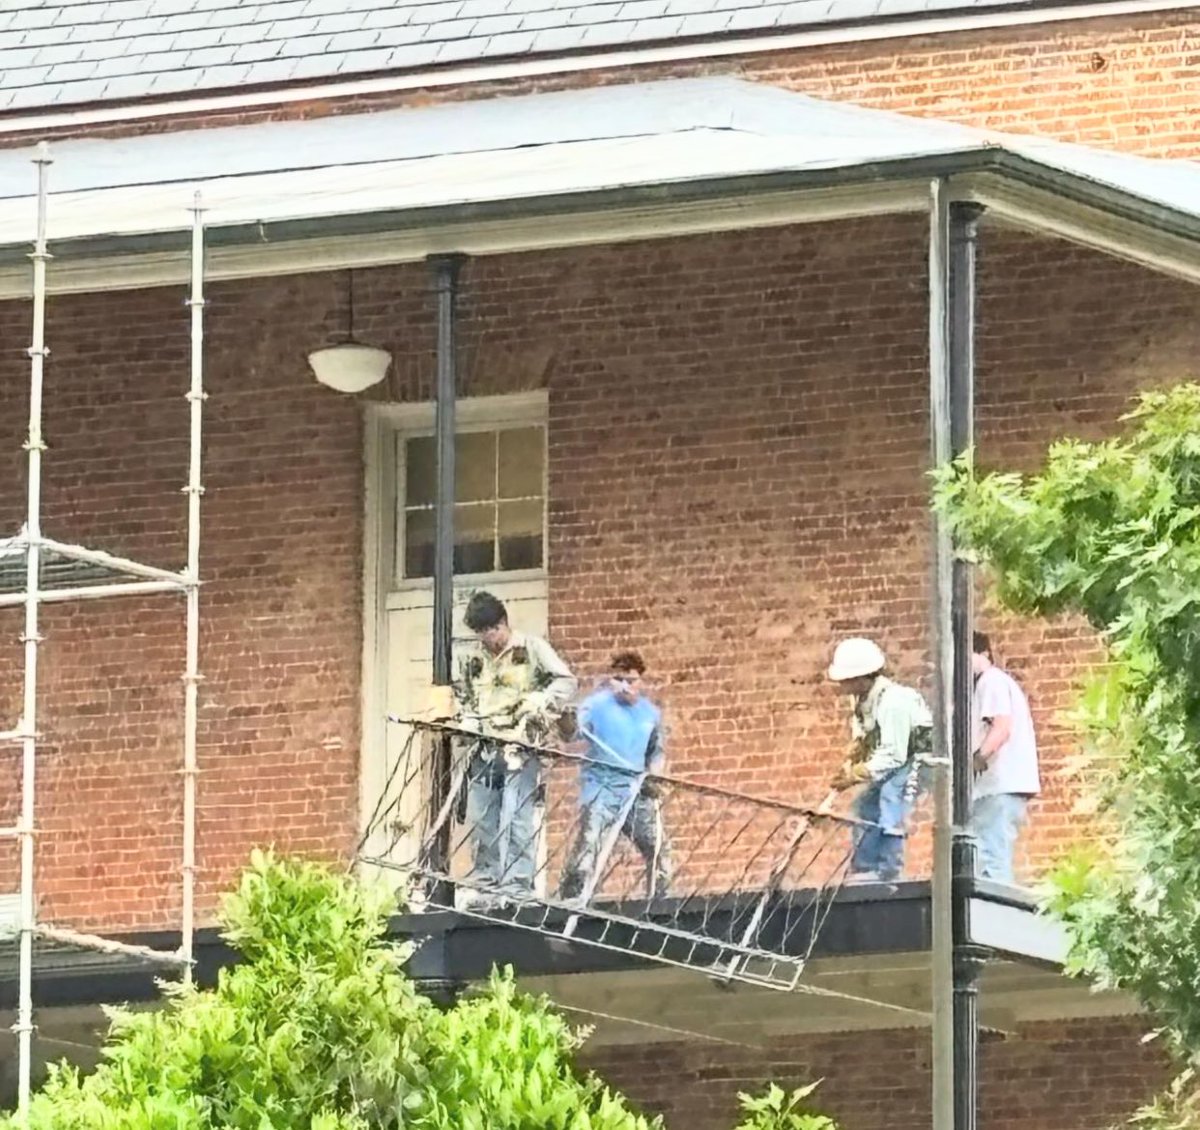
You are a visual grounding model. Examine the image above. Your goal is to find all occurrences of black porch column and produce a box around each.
[429,253,466,896]
[949,201,984,1130]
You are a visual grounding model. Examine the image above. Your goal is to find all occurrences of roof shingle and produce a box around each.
[0,0,1103,114]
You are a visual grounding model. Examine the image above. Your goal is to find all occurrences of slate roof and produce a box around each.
[0,0,1106,115]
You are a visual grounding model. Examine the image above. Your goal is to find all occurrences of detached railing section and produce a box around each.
[357,719,864,991]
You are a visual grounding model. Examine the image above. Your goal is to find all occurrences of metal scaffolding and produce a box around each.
[2,147,205,1116]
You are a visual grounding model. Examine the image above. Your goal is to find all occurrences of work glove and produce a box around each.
[419,685,456,722]
[831,760,870,790]
[640,775,664,800]
[555,708,579,742]
[515,690,551,722]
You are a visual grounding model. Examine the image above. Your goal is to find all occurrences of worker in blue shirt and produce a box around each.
[559,650,673,902]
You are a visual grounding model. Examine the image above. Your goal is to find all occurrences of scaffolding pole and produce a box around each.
[15,141,52,1121]
[180,193,206,978]
[7,156,204,1112]
[35,535,192,585]
[34,924,192,966]
[0,578,184,609]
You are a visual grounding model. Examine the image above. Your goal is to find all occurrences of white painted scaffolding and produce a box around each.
[1,147,206,1117]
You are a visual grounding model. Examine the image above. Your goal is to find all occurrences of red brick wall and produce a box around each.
[1,211,1197,926]
[5,10,1198,157]
[582,1016,1172,1129]
[0,274,381,927]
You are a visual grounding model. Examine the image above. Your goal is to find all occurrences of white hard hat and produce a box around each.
[828,638,886,682]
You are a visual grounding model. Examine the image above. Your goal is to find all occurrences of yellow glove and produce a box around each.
[832,760,870,790]
[417,685,455,722]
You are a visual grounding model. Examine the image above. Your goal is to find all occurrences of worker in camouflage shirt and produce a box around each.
[454,590,576,901]
[827,637,933,883]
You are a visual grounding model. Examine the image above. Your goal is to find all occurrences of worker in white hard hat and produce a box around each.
[827,638,933,882]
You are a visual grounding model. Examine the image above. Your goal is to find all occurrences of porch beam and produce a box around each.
[0,182,929,301]
[965,173,1200,285]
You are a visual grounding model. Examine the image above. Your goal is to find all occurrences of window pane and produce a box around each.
[404,436,436,508]
[407,433,500,507]
[403,509,434,579]
[456,431,496,504]
[455,502,495,574]
[498,499,543,570]
[499,427,544,499]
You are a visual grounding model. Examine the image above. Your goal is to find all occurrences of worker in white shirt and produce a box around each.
[971,631,1041,884]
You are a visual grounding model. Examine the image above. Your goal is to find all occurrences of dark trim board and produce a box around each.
[0,880,1060,1009]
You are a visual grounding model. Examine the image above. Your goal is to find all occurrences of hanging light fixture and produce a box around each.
[307,269,392,394]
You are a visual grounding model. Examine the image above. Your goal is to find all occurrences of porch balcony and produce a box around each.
[0,73,1196,1096]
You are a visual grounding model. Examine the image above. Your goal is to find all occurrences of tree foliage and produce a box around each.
[4,851,661,1130]
[933,384,1200,1118]
[732,1083,838,1130]
[5,852,841,1130]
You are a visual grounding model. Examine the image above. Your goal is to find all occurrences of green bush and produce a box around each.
[4,851,658,1130]
[733,1083,839,1130]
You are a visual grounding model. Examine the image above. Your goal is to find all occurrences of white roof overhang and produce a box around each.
[1,77,1198,297]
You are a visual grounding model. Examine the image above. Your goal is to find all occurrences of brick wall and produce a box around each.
[1,209,1197,927]
[0,274,378,927]
[582,1016,1173,1129]
[5,10,1198,157]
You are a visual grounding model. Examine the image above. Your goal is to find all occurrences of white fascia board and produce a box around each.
[963,171,1200,285]
[4,168,1198,301]
[968,896,1070,966]
[0,180,928,300]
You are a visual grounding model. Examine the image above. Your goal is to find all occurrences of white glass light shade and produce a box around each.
[307,343,392,394]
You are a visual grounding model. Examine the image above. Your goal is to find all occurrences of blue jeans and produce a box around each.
[971,793,1028,883]
[851,763,917,880]
[560,787,673,901]
[465,753,542,896]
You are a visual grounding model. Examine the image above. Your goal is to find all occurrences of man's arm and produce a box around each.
[524,636,578,713]
[645,725,665,775]
[443,651,485,727]
[975,673,1014,768]
[864,693,911,779]
[977,715,1013,760]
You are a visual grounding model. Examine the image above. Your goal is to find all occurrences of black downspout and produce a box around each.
[429,253,466,912]
[949,202,984,1130]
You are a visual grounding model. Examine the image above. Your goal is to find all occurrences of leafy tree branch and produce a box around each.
[933,385,1200,1105]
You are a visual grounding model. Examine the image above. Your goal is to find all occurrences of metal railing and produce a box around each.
[358,718,867,990]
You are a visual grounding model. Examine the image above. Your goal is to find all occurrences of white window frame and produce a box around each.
[359,390,549,848]
[390,400,549,596]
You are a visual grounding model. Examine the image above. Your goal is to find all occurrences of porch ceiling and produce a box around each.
[0,77,1199,289]
[521,955,1140,1047]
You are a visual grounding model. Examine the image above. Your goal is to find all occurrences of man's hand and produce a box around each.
[831,760,869,790]
[416,684,456,722]
[973,751,990,776]
[555,708,579,742]
[816,792,839,816]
